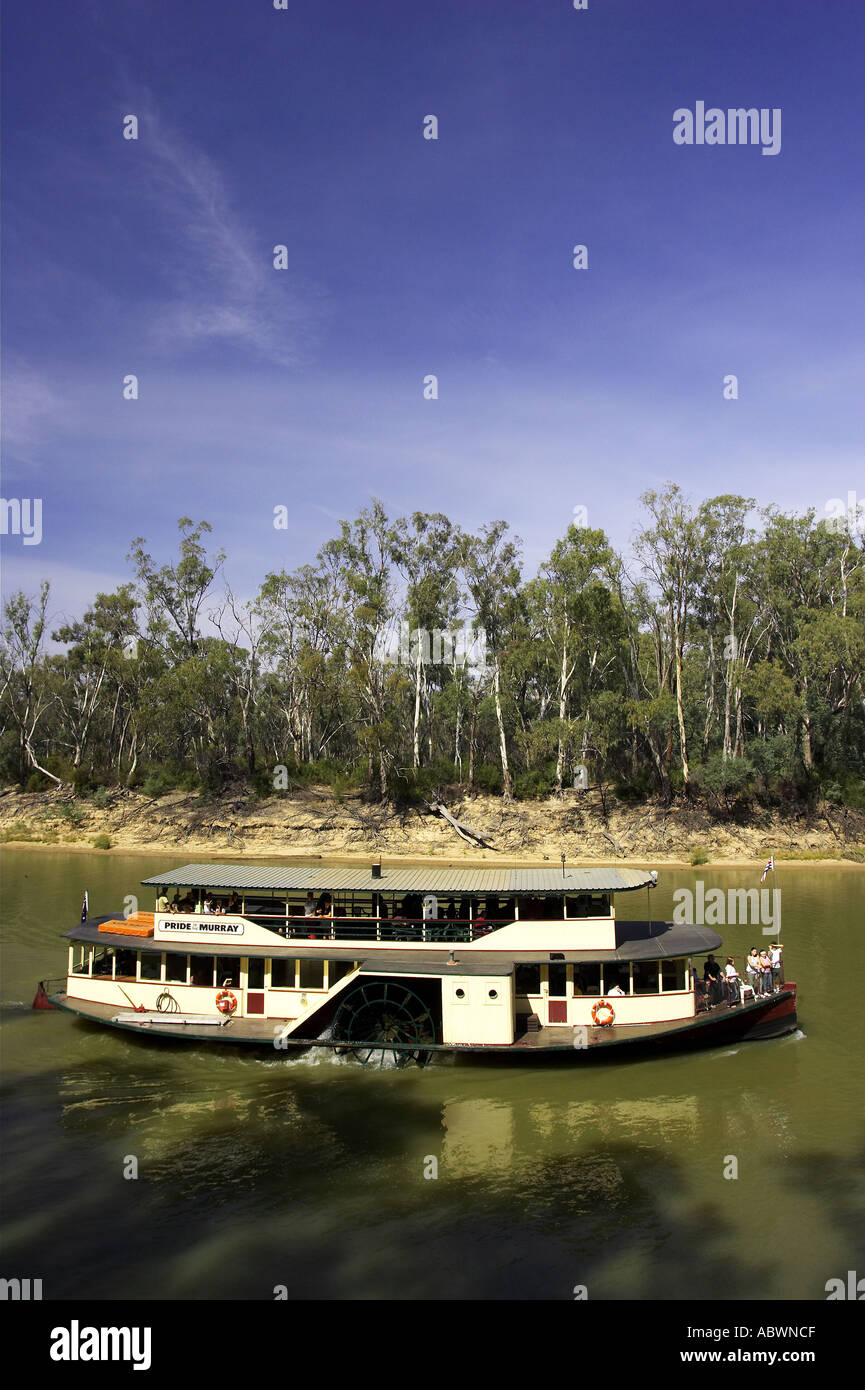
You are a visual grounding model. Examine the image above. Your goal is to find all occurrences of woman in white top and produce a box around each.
[746,947,761,996]
[724,957,741,1006]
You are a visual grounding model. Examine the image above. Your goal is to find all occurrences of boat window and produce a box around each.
[633,961,659,995]
[574,964,601,996]
[247,957,265,990]
[270,958,296,989]
[140,952,162,982]
[216,956,240,988]
[190,956,215,988]
[329,960,354,984]
[71,946,90,975]
[115,949,137,980]
[548,963,568,997]
[661,958,687,992]
[299,959,324,990]
[515,964,541,996]
[92,947,113,977]
[165,953,188,985]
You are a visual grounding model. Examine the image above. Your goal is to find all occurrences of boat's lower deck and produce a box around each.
[47,984,797,1055]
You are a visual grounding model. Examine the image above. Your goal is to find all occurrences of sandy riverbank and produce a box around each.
[2,785,863,865]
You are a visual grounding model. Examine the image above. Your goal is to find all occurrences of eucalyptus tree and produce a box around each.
[461,521,523,800]
[258,561,349,767]
[692,495,762,761]
[753,508,857,770]
[390,511,463,769]
[0,582,62,784]
[319,500,401,798]
[535,524,620,790]
[52,585,140,772]
[634,485,706,793]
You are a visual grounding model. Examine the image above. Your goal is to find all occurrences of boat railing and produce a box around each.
[243,913,503,944]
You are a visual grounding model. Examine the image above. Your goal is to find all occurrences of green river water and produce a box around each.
[1,851,863,1301]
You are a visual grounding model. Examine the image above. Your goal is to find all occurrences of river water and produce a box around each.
[1,851,862,1301]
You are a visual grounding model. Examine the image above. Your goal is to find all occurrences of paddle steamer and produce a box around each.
[41,863,797,1064]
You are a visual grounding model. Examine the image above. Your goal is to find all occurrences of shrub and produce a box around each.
[92,834,112,850]
[514,769,552,800]
[473,762,503,794]
[690,847,709,866]
[141,774,173,799]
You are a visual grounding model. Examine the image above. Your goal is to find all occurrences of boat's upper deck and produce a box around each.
[65,914,724,965]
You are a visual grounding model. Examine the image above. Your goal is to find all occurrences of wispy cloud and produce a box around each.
[132,94,330,366]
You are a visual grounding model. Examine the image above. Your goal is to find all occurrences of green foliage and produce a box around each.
[474,762,504,794]
[514,767,553,800]
[690,847,709,865]
[697,753,756,805]
[2,499,863,823]
[141,774,174,799]
[92,834,112,849]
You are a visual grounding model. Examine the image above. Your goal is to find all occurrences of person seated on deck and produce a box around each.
[179,894,195,912]
[724,957,741,1006]
[227,892,242,915]
[703,954,724,1006]
[694,976,709,1011]
[607,980,626,996]
[202,898,214,916]
[156,892,169,913]
[472,908,492,938]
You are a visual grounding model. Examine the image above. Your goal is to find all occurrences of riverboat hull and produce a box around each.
[46,983,797,1061]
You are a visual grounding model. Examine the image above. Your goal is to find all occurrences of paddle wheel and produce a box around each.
[332,980,437,1067]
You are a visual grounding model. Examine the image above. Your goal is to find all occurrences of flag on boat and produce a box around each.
[80,891,89,923]
[760,856,774,884]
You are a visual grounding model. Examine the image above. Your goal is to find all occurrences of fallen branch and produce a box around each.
[426,799,495,849]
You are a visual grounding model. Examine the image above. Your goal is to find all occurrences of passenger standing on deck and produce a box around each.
[759,948,774,994]
[304,892,316,917]
[770,942,783,987]
[703,954,723,1005]
[746,947,762,996]
[724,957,741,1005]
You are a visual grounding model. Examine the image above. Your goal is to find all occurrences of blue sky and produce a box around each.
[3,0,864,627]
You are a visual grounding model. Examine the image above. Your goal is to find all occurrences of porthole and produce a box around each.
[455,988,465,1000]
[488,989,498,1000]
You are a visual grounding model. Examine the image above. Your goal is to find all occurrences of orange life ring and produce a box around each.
[592,999,615,1027]
[216,989,237,1016]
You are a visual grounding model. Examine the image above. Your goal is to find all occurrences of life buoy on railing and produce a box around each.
[591,999,615,1027]
[216,989,238,1016]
